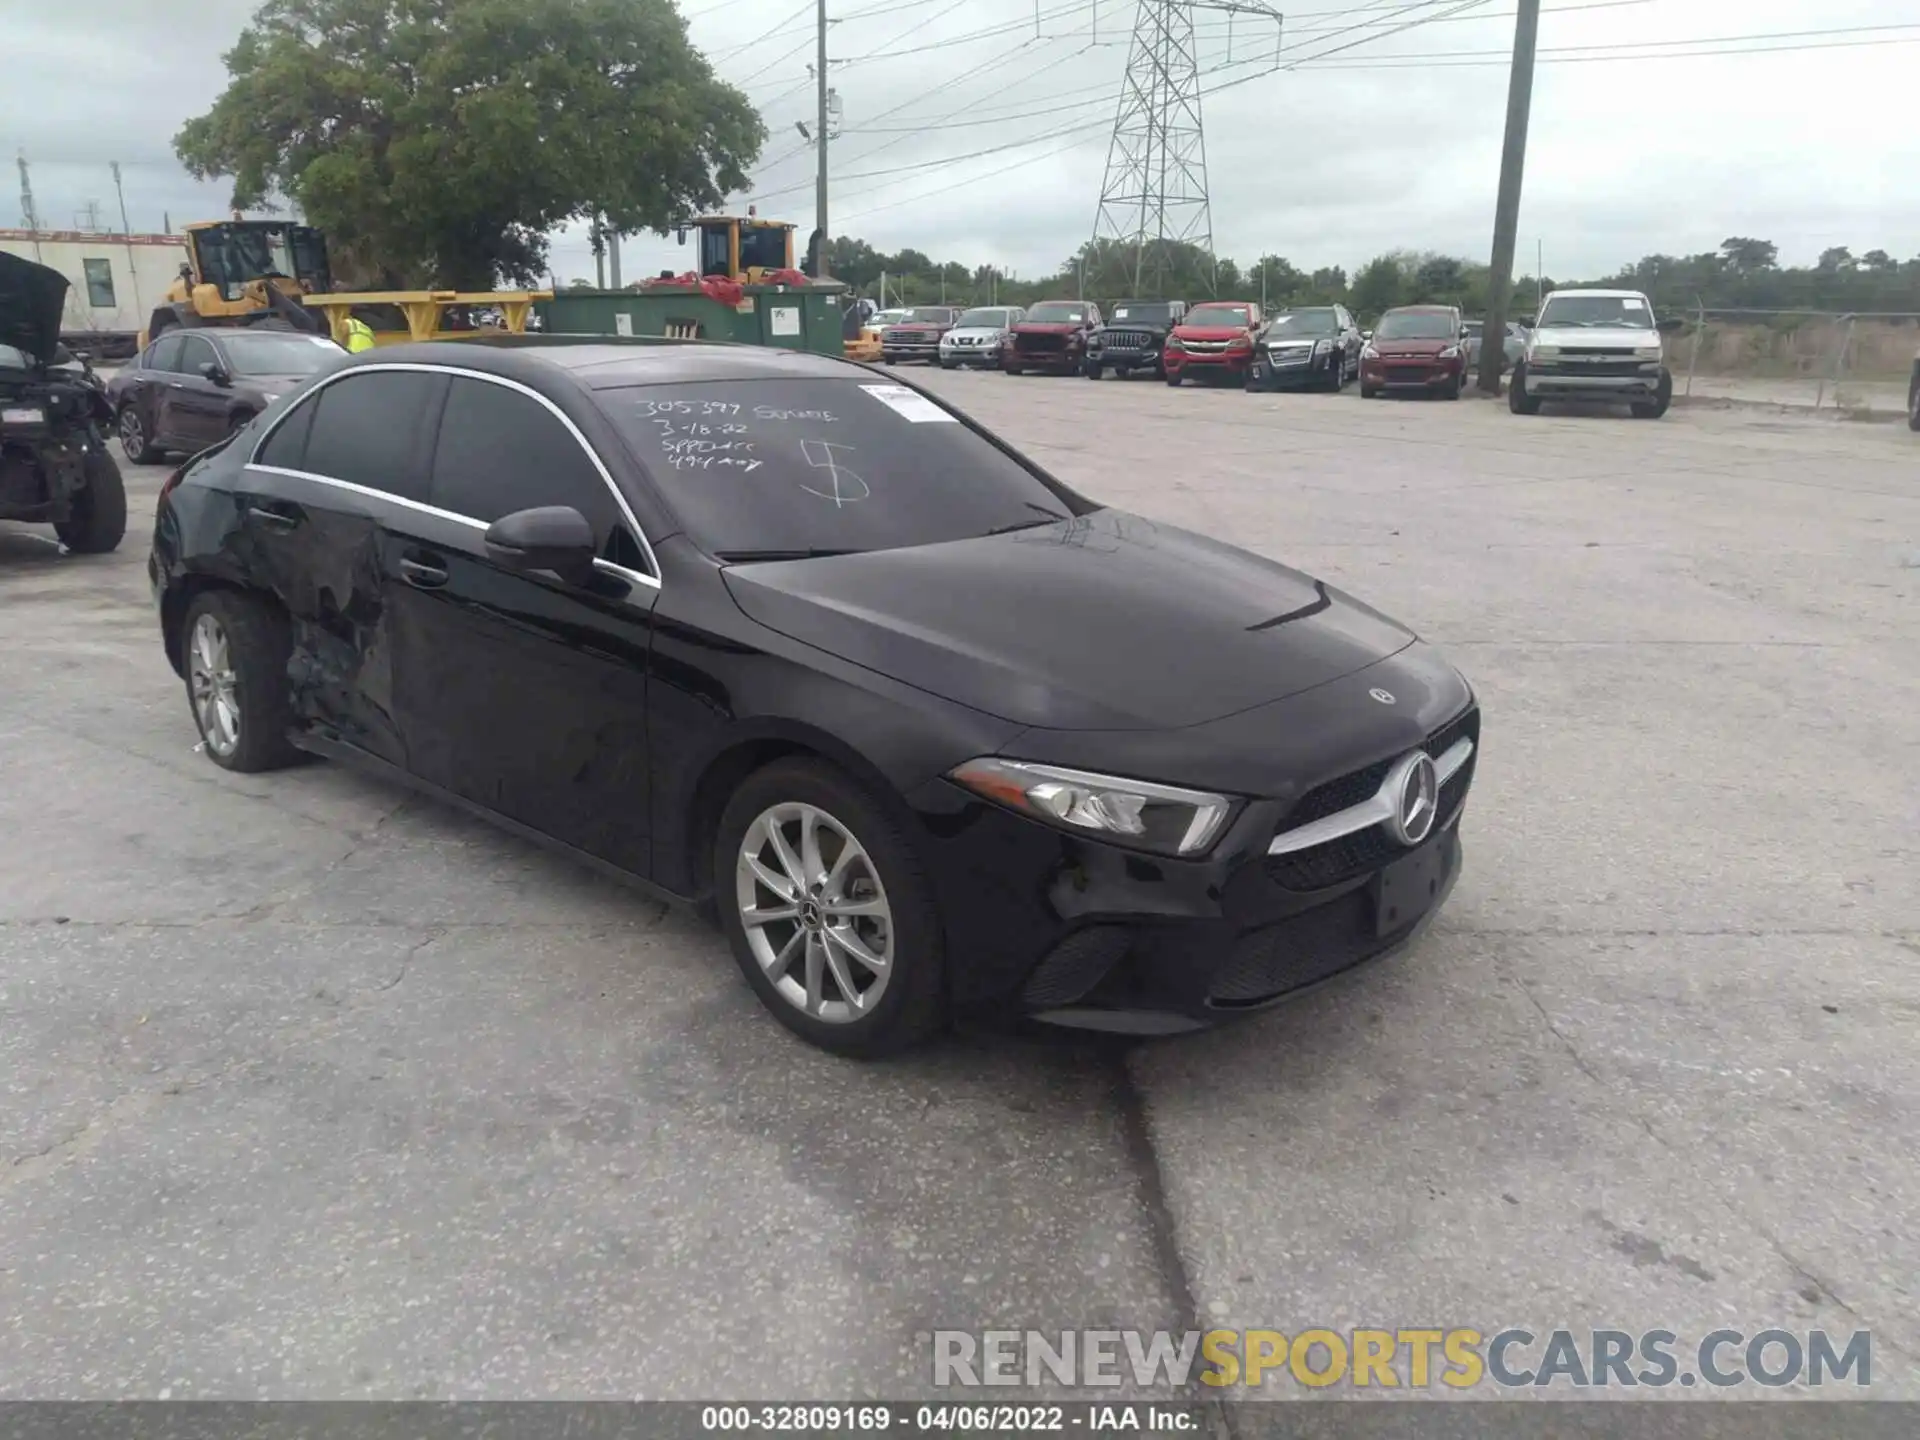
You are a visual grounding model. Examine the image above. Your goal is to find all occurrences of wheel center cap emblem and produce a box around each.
[1385,750,1440,847]
[799,898,824,930]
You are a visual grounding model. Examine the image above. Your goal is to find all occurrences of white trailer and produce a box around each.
[0,229,191,355]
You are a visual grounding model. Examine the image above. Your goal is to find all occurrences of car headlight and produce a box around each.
[1633,345,1662,360]
[1530,344,1559,360]
[1311,338,1331,354]
[1361,344,1379,360]
[1437,345,1460,359]
[259,392,281,403]
[1165,335,1185,350]
[948,757,1233,856]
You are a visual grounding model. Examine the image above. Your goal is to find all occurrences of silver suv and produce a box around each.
[1509,288,1679,419]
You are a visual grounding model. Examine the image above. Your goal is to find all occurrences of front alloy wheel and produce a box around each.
[736,801,895,1025]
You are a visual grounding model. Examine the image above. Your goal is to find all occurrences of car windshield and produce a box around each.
[1186,304,1250,327]
[215,332,342,376]
[953,308,1010,328]
[1025,303,1088,323]
[1265,310,1337,336]
[905,308,955,324]
[1109,303,1176,323]
[1538,294,1656,329]
[1375,311,1457,340]
[599,378,1082,559]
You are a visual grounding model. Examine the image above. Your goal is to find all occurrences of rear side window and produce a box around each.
[255,395,318,471]
[300,371,442,502]
[428,378,624,541]
[147,335,185,373]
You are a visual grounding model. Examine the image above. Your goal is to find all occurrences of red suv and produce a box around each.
[1164,301,1263,386]
[1360,305,1468,399]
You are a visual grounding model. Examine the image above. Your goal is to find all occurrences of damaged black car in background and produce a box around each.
[0,253,127,553]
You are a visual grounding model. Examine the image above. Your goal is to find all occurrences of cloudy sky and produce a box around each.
[6,0,1917,286]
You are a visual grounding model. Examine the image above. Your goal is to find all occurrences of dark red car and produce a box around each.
[880,306,962,365]
[1003,300,1102,375]
[1164,301,1263,386]
[1360,304,1468,399]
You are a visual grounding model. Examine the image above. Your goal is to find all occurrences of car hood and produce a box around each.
[1372,337,1452,356]
[888,322,949,333]
[720,510,1417,731]
[0,251,68,365]
[1173,325,1246,342]
[943,327,1005,341]
[1532,324,1658,350]
[1011,321,1082,334]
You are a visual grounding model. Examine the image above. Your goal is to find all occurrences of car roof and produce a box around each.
[1384,303,1456,313]
[335,335,868,391]
[1545,288,1646,299]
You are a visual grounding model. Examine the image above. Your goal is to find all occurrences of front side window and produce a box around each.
[429,378,626,549]
[1375,311,1457,341]
[738,227,788,271]
[598,378,1085,560]
[177,335,219,377]
[299,371,442,502]
[82,259,116,308]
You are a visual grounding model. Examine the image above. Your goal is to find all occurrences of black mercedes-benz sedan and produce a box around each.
[149,338,1479,1056]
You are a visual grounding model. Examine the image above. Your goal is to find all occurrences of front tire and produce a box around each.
[1630,368,1673,419]
[180,590,301,773]
[716,758,945,1058]
[1085,362,1104,380]
[1361,383,1381,399]
[1443,373,1463,400]
[1908,375,1920,432]
[54,448,127,554]
[118,405,160,464]
[1508,363,1541,415]
[1165,369,1182,386]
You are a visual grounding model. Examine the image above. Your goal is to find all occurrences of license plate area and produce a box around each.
[3,406,47,426]
[1372,840,1447,937]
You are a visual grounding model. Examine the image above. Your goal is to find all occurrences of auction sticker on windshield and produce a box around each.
[860,383,954,423]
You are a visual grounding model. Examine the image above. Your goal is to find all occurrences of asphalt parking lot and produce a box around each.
[2,371,1916,1400]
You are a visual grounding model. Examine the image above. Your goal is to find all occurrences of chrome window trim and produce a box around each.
[243,464,660,594]
[1267,737,1474,857]
[246,359,662,589]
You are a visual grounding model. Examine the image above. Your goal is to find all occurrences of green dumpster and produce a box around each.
[538,281,849,356]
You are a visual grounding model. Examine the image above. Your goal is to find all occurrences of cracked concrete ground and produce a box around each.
[1,376,1915,1400]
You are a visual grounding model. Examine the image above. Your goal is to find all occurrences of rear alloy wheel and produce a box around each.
[717,759,944,1057]
[118,405,160,464]
[181,591,300,773]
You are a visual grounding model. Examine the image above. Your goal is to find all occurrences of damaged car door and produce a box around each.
[390,374,660,877]
[240,367,447,767]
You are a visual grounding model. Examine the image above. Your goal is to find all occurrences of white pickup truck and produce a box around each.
[1508,288,1681,419]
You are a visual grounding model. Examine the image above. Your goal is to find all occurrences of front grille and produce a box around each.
[1018,333,1067,353]
[1383,365,1432,382]
[1208,889,1395,1007]
[1267,347,1312,366]
[1104,331,1154,349]
[1537,361,1649,378]
[1264,705,1480,892]
[1560,346,1637,357]
[1181,339,1230,353]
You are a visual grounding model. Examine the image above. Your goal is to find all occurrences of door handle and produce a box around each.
[243,501,299,532]
[399,556,449,588]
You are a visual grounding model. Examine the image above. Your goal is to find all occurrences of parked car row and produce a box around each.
[873,288,1682,419]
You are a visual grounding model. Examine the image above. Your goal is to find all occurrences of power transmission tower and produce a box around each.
[1090,0,1281,297]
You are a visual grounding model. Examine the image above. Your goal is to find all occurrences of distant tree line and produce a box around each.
[824,233,1920,324]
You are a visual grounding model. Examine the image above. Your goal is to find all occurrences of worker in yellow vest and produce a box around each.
[343,312,376,353]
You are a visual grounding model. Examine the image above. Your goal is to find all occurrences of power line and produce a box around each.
[1284,0,1498,67]
[837,130,1109,223]
[1291,22,1920,67]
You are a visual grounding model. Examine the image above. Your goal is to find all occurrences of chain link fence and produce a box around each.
[1676,306,1919,416]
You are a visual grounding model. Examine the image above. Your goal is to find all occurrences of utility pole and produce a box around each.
[111,162,145,322]
[1476,0,1540,395]
[815,0,831,280]
[608,221,623,289]
[17,152,43,260]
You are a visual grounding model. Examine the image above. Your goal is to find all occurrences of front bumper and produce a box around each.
[908,703,1477,1035]
[882,338,943,362]
[1166,350,1252,378]
[1523,363,1664,398]
[1249,347,1336,388]
[1006,345,1084,371]
[938,341,1002,366]
[1087,344,1164,373]
[1363,359,1463,390]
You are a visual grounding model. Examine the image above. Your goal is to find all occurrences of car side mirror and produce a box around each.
[1516,315,1535,329]
[484,505,598,585]
[200,361,232,387]
[1656,316,1683,334]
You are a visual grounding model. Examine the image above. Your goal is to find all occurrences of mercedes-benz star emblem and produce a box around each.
[1384,750,1440,847]
[1369,688,1396,705]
